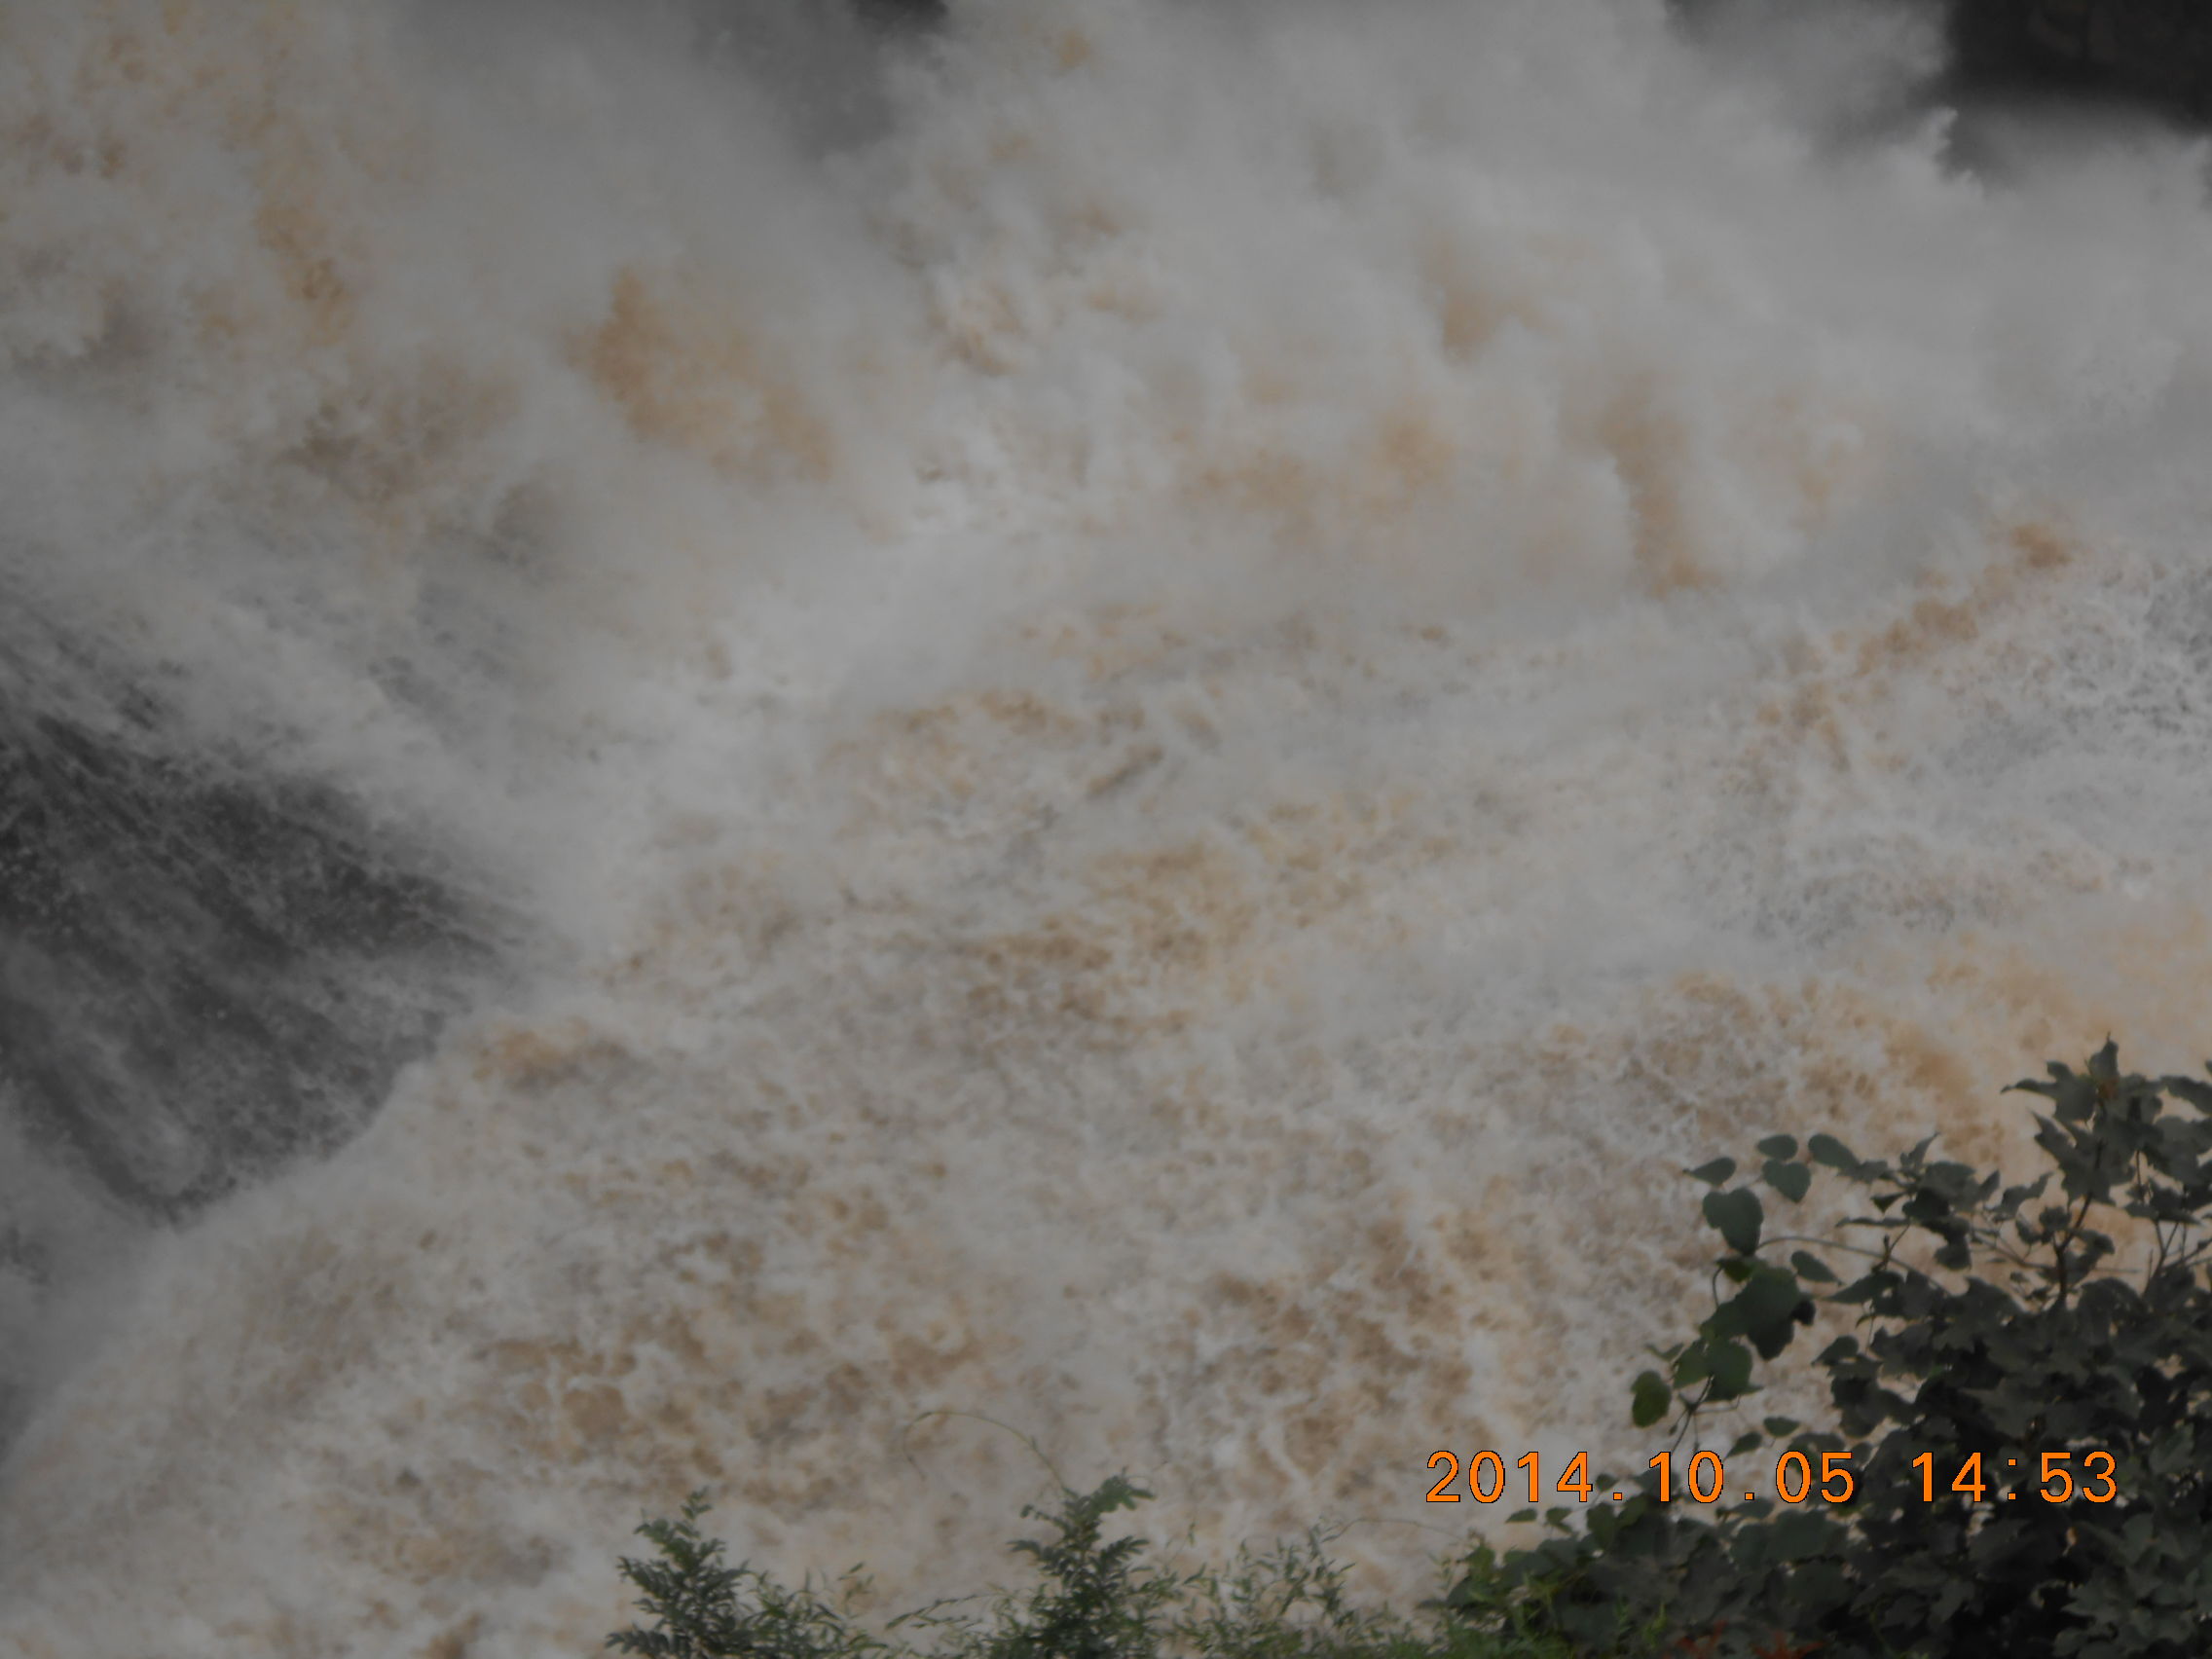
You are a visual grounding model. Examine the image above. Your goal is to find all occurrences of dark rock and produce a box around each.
[0,696,494,1218]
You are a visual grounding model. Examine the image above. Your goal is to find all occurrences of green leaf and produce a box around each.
[1808,1133,1862,1174]
[1767,1509,1835,1562]
[1830,1268,1892,1305]
[1789,1249,1838,1282]
[1763,1160,1812,1202]
[2159,1075,2212,1115]
[1706,1338,1754,1399]
[1703,1187,1764,1255]
[1632,1370,1672,1428]
[1686,1157,1737,1187]
[1710,1264,1809,1357]
[2047,1073,2097,1124]
[1756,1134,1799,1160]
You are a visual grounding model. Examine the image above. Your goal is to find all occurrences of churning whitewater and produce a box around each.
[8,0,2212,1652]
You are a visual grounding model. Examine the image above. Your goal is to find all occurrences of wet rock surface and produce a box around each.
[0,698,492,1219]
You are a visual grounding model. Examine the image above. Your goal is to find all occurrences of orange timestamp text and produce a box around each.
[1425,1449,2121,1507]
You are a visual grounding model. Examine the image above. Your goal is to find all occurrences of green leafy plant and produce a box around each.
[991,1475,1180,1659]
[608,1491,883,1659]
[890,1475,1185,1659]
[1179,1526,1495,1659]
[606,1477,1566,1659]
[1460,1040,2212,1658]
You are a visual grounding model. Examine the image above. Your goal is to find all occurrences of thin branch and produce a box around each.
[1758,1233,1894,1264]
[897,1411,1067,1493]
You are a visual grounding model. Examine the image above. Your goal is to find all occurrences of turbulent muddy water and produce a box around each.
[9,1,2212,1652]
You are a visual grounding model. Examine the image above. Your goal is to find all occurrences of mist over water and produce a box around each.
[8,0,2212,1651]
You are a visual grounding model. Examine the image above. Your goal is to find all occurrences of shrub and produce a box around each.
[901,1475,1185,1659]
[607,1492,882,1659]
[1461,1040,2212,1658]
[604,1476,1567,1659]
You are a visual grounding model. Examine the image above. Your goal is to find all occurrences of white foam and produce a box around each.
[9,1,2212,1652]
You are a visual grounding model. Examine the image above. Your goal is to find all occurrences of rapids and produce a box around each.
[6,2,2212,1653]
